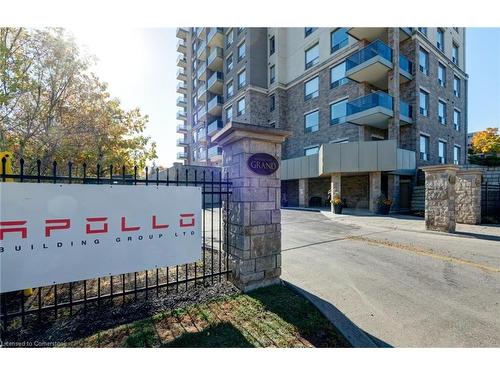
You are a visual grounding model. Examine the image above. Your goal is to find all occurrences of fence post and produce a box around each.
[212,122,290,292]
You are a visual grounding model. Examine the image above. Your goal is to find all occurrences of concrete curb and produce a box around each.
[283,280,380,348]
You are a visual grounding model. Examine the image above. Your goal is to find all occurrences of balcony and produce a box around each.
[207,72,224,94]
[176,27,188,39]
[197,130,207,144]
[400,100,413,125]
[196,41,207,60]
[346,40,393,89]
[400,27,413,41]
[198,106,207,121]
[176,110,187,121]
[177,152,188,160]
[176,39,186,54]
[176,96,187,108]
[207,119,223,136]
[196,62,207,81]
[207,95,223,116]
[399,55,413,82]
[208,146,222,161]
[207,27,224,48]
[198,84,207,101]
[207,47,224,71]
[347,27,413,43]
[176,54,187,68]
[176,68,187,81]
[176,82,187,94]
[196,27,206,39]
[176,137,189,147]
[176,123,189,133]
[346,91,394,128]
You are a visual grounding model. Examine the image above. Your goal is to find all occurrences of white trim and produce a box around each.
[371,134,385,140]
[329,96,349,106]
[438,138,448,143]
[329,137,349,144]
[304,107,320,116]
[419,131,431,137]
[419,86,430,94]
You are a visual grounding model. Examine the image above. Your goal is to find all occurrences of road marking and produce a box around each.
[346,235,500,274]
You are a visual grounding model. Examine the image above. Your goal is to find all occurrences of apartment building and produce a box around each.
[175,27,468,212]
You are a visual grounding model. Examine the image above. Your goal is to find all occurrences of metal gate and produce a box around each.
[0,157,232,341]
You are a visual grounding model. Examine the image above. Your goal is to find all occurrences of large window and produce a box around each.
[419,48,429,75]
[237,69,246,89]
[225,105,232,122]
[419,90,429,116]
[453,76,461,97]
[305,27,317,37]
[330,99,347,125]
[330,62,348,88]
[420,135,429,161]
[452,43,459,64]
[269,36,275,55]
[304,110,319,133]
[438,63,446,87]
[269,64,275,84]
[438,141,447,164]
[438,100,447,125]
[453,145,461,165]
[304,76,319,100]
[437,29,445,51]
[304,146,319,155]
[453,109,461,131]
[269,94,275,112]
[331,28,348,53]
[226,28,234,48]
[226,54,233,72]
[418,27,427,36]
[305,43,319,69]
[226,80,234,98]
[237,97,246,116]
[238,41,246,61]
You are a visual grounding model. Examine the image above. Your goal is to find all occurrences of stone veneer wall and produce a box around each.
[424,166,457,232]
[455,170,482,224]
[341,175,369,209]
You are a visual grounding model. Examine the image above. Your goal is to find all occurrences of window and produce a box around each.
[225,106,232,123]
[304,110,319,133]
[269,94,275,112]
[438,63,446,87]
[420,135,429,161]
[330,62,348,88]
[418,27,427,36]
[437,29,445,51]
[269,36,275,55]
[305,28,316,37]
[453,146,461,165]
[453,109,461,131]
[419,90,429,116]
[452,43,459,64]
[438,141,447,164]
[453,76,461,97]
[238,42,246,61]
[331,28,348,53]
[330,99,347,125]
[419,48,429,75]
[237,70,246,89]
[304,146,319,155]
[304,76,319,100]
[226,54,233,72]
[226,80,234,98]
[226,29,234,48]
[237,97,246,116]
[438,100,447,125]
[269,65,275,84]
[305,43,319,69]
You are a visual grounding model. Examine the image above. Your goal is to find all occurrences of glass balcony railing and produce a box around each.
[176,82,186,91]
[196,41,206,57]
[207,119,223,136]
[176,124,188,132]
[400,100,413,119]
[176,137,188,146]
[196,62,206,79]
[207,47,223,68]
[207,95,223,112]
[399,55,413,75]
[207,71,223,88]
[346,40,393,71]
[208,146,222,159]
[177,152,188,159]
[176,110,187,118]
[346,91,393,116]
[207,27,224,44]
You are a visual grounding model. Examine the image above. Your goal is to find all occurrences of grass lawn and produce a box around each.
[63,284,350,348]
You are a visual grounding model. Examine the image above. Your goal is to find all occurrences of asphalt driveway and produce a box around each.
[281,209,500,347]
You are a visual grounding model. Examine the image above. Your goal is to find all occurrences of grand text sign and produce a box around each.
[0,183,201,292]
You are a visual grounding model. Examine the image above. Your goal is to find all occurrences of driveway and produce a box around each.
[281,209,500,347]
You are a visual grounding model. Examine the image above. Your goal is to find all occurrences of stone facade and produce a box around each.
[341,175,369,209]
[369,172,382,212]
[455,169,482,224]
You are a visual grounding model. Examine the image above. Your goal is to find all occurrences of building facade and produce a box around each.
[175,27,468,211]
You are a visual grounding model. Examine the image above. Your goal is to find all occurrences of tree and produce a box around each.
[470,127,500,154]
[0,27,156,174]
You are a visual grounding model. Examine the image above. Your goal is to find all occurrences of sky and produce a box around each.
[69,27,500,167]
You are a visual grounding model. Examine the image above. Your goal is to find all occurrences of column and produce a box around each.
[298,178,309,207]
[456,169,482,224]
[330,173,341,213]
[422,165,459,232]
[212,122,290,292]
[388,174,400,213]
[369,172,382,213]
[387,27,400,146]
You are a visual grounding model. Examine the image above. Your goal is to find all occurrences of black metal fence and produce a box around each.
[0,157,232,341]
[482,181,500,223]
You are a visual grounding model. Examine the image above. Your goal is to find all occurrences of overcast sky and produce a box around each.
[70,27,500,167]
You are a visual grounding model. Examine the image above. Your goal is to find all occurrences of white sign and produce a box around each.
[0,183,202,292]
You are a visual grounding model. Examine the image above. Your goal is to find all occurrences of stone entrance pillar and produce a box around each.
[456,169,483,224]
[330,173,341,213]
[388,174,400,213]
[212,122,290,292]
[422,165,459,232]
[298,179,309,207]
[369,172,381,212]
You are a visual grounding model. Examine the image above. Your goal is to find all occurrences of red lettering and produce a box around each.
[0,220,27,240]
[121,217,140,232]
[45,219,70,237]
[152,215,169,229]
[86,217,108,234]
[179,213,195,227]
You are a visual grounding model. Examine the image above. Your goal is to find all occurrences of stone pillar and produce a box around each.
[212,122,290,292]
[298,178,309,207]
[456,169,482,224]
[388,174,400,213]
[387,27,400,147]
[422,165,459,232]
[369,172,381,212]
[330,173,341,213]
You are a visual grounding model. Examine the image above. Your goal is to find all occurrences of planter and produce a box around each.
[377,205,391,215]
[333,205,343,214]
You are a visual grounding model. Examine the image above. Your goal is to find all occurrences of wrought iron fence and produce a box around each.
[0,157,232,340]
[482,181,500,223]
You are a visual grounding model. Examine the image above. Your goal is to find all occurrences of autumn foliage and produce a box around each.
[470,127,500,154]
